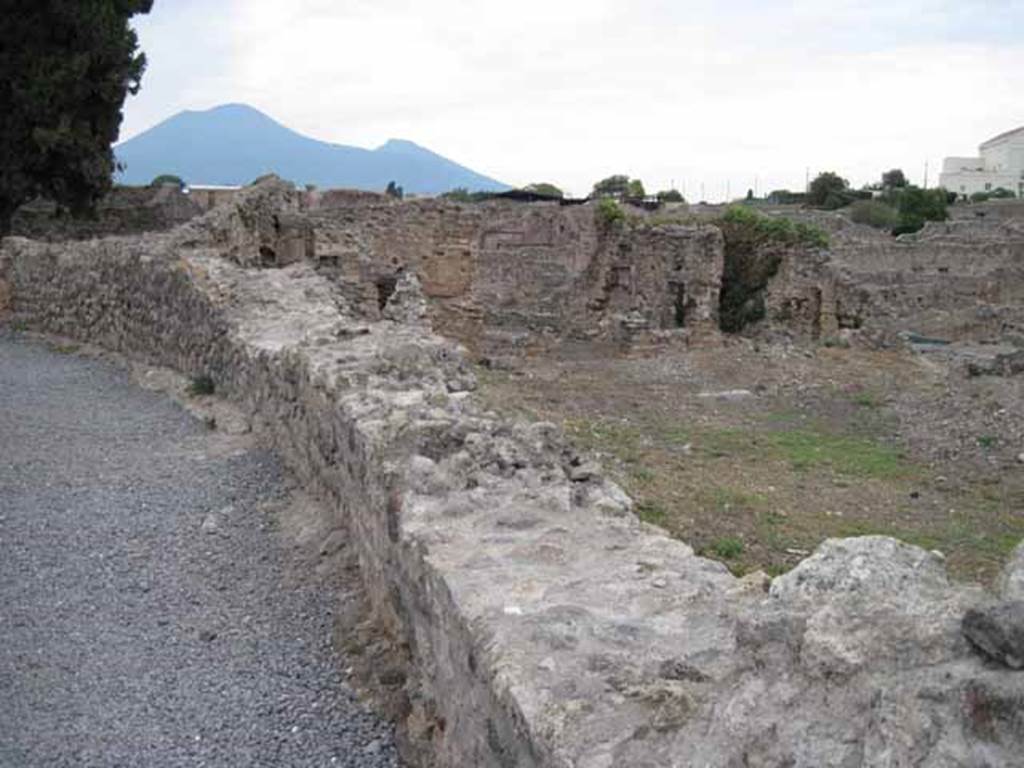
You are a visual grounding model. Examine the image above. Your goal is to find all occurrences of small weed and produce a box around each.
[822,336,851,349]
[636,499,668,525]
[10,319,29,332]
[188,374,215,397]
[51,343,79,355]
[977,435,997,450]
[710,537,744,559]
[852,391,882,408]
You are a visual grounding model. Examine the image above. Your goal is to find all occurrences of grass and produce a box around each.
[709,537,744,559]
[977,435,998,450]
[188,374,215,397]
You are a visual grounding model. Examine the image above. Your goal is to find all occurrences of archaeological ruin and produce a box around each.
[2,178,1023,766]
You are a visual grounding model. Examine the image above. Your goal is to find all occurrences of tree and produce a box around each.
[656,189,685,203]
[626,179,646,199]
[385,180,404,199]
[522,182,564,199]
[807,172,848,207]
[151,174,184,188]
[0,1,154,234]
[881,169,908,189]
[591,175,631,198]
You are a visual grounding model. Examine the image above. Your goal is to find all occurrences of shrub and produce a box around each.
[808,172,848,207]
[890,186,948,235]
[990,187,1016,199]
[656,189,685,203]
[849,199,899,229]
[188,374,215,396]
[522,182,563,199]
[970,191,990,203]
[151,174,184,188]
[595,197,625,228]
[710,537,744,559]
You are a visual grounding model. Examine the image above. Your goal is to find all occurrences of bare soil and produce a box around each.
[475,339,1024,586]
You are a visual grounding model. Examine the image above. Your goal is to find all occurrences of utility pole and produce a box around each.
[805,167,810,192]
[923,160,929,189]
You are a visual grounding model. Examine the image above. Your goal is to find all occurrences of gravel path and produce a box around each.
[0,332,400,767]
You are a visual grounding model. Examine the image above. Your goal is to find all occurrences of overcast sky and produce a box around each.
[121,0,1024,199]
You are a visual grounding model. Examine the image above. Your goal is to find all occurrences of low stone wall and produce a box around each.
[10,185,202,241]
[2,181,1022,767]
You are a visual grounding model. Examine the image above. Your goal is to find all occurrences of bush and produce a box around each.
[523,182,563,199]
[990,187,1016,199]
[656,189,685,203]
[595,197,625,228]
[970,191,990,203]
[188,374,215,396]
[890,186,948,235]
[151,174,184,188]
[849,199,899,229]
[808,172,849,207]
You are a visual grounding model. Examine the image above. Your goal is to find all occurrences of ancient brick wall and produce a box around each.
[305,195,724,353]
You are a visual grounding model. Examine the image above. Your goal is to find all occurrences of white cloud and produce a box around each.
[123,0,1024,198]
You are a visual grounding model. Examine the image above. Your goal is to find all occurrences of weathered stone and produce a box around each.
[999,541,1024,601]
[963,601,1024,669]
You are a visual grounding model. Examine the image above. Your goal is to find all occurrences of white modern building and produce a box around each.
[939,126,1024,199]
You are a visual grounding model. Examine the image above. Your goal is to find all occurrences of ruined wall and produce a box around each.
[306,194,723,354]
[2,180,1022,767]
[757,215,1024,343]
[10,185,203,241]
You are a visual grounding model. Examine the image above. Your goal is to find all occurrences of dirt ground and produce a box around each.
[475,338,1024,586]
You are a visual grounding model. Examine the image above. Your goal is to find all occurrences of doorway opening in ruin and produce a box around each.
[376,275,398,311]
[672,281,687,327]
[259,245,277,267]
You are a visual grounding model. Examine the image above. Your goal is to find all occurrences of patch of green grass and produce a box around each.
[709,537,745,559]
[50,343,79,355]
[699,485,768,512]
[10,319,29,332]
[977,435,998,450]
[636,499,669,525]
[852,391,883,408]
[188,374,215,397]
[763,429,908,479]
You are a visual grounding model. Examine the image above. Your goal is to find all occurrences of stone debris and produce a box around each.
[962,601,1024,669]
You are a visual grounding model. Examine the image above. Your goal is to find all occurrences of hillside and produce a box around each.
[114,103,508,195]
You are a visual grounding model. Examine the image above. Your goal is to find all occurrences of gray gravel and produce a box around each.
[0,332,400,767]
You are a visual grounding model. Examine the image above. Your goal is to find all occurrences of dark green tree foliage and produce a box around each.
[881,168,908,189]
[890,186,948,235]
[591,175,631,198]
[989,187,1017,199]
[523,182,563,199]
[807,171,848,208]
[385,180,404,199]
[655,189,685,203]
[151,173,183,188]
[626,179,646,200]
[0,1,153,234]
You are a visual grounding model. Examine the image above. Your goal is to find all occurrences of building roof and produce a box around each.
[981,125,1024,148]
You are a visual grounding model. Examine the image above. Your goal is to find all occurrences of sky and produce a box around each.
[121,0,1024,200]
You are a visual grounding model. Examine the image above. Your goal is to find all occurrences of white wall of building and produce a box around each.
[939,128,1024,199]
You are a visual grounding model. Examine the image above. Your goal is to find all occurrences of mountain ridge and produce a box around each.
[114,103,509,195]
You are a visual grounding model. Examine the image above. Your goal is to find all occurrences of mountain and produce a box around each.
[114,103,509,195]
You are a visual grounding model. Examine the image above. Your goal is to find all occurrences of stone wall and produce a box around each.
[10,185,203,241]
[2,179,1022,767]
[757,215,1024,344]
[305,194,723,354]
